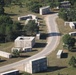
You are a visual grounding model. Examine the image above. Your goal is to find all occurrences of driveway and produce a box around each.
[0,13,60,73]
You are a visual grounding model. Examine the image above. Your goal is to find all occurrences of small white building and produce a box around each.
[18,14,37,21]
[69,31,76,36]
[57,50,63,58]
[15,36,35,49]
[36,33,40,40]
[39,6,51,15]
[0,51,12,58]
[0,69,19,75]
[69,22,76,29]
[25,56,47,74]
[18,15,32,21]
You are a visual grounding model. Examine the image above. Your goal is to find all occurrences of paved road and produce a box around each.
[0,13,60,73]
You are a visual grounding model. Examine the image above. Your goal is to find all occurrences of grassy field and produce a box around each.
[33,18,76,75]
[0,5,47,66]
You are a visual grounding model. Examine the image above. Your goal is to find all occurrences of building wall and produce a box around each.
[15,38,35,48]
[40,6,50,15]
[0,51,11,58]
[25,57,47,74]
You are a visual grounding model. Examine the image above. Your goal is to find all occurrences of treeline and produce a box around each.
[58,8,76,21]
[1,0,76,14]
[0,0,22,42]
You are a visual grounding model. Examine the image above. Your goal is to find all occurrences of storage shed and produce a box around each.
[0,51,12,58]
[57,50,63,58]
[69,22,76,29]
[39,6,51,15]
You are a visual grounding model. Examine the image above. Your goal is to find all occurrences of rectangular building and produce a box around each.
[57,50,63,58]
[0,51,12,58]
[59,1,71,9]
[70,22,76,29]
[0,70,19,75]
[39,6,51,15]
[25,56,47,73]
[15,36,35,49]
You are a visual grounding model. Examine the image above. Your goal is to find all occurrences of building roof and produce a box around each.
[57,50,63,56]
[15,36,35,41]
[30,56,46,62]
[40,6,50,9]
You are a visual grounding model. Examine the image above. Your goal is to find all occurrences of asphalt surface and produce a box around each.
[0,13,60,73]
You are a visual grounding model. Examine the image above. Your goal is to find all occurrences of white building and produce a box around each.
[0,69,19,75]
[39,6,51,15]
[14,36,35,51]
[57,50,63,58]
[69,31,76,36]
[25,56,47,74]
[0,51,12,58]
[69,22,76,29]
[18,15,32,21]
[36,33,40,40]
[18,14,37,21]
[60,1,71,9]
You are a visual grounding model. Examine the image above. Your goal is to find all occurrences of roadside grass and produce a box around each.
[0,5,47,66]
[33,18,76,75]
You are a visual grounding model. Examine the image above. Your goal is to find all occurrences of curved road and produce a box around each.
[0,13,60,73]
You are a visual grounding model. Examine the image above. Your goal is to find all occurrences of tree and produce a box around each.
[0,0,5,7]
[62,34,75,50]
[0,15,13,25]
[12,49,20,57]
[23,20,39,35]
[69,56,76,67]
[0,5,4,15]
[5,25,13,42]
[58,8,67,21]
[26,1,42,13]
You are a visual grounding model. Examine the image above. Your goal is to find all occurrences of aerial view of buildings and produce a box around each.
[0,0,76,75]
